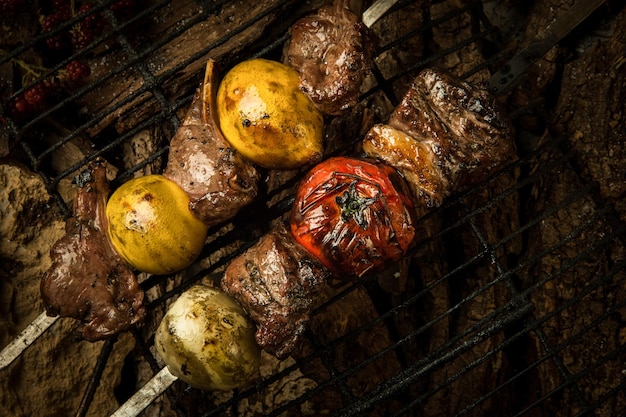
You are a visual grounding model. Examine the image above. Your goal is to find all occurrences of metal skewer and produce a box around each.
[362,0,400,27]
[110,366,179,417]
[487,0,606,94]
[0,312,59,370]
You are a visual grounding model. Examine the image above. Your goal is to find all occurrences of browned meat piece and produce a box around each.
[388,68,516,191]
[40,160,146,341]
[364,68,515,207]
[221,224,330,358]
[363,124,450,208]
[283,0,375,116]
[164,60,259,227]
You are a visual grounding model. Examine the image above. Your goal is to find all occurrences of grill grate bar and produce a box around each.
[48,115,166,186]
[574,378,626,417]
[522,215,626,414]
[0,2,104,68]
[267,281,533,414]
[280,160,602,396]
[512,340,626,417]
[335,300,536,417]
[278,139,625,415]
[363,3,498,104]
[532,322,591,411]
[407,140,579,256]
[11,0,172,133]
[310,332,359,405]
[251,293,532,417]
[337,221,626,416]
[421,258,626,417]
[373,3,477,55]
[15,0,300,210]
[77,338,116,417]
[367,26,501,101]
[96,5,173,130]
[195,283,381,416]
[449,220,626,415]
[468,212,523,296]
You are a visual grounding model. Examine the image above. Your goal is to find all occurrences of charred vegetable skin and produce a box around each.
[106,174,209,275]
[155,285,260,390]
[290,157,416,279]
[216,58,325,170]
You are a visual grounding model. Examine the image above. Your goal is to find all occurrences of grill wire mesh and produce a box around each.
[1,0,626,416]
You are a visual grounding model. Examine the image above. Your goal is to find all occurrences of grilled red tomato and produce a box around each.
[290,156,416,279]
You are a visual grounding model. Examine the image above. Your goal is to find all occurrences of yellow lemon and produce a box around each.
[217,58,324,170]
[106,175,208,275]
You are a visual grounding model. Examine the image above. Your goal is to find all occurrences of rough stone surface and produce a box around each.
[0,163,135,417]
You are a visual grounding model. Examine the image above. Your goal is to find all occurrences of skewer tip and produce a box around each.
[110,366,178,417]
[362,0,400,27]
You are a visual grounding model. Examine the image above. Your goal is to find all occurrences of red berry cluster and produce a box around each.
[6,60,91,124]
[39,1,105,55]
[109,0,138,20]
[39,0,139,58]
[4,0,140,125]
[65,59,91,81]
[0,0,26,14]
[7,79,60,124]
[72,4,106,50]
[40,9,73,53]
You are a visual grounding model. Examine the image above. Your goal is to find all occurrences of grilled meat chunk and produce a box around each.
[364,68,515,206]
[283,0,375,116]
[221,224,330,358]
[363,124,450,208]
[40,161,146,341]
[164,60,259,227]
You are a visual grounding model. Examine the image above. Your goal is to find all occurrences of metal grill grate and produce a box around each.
[1,0,625,416]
